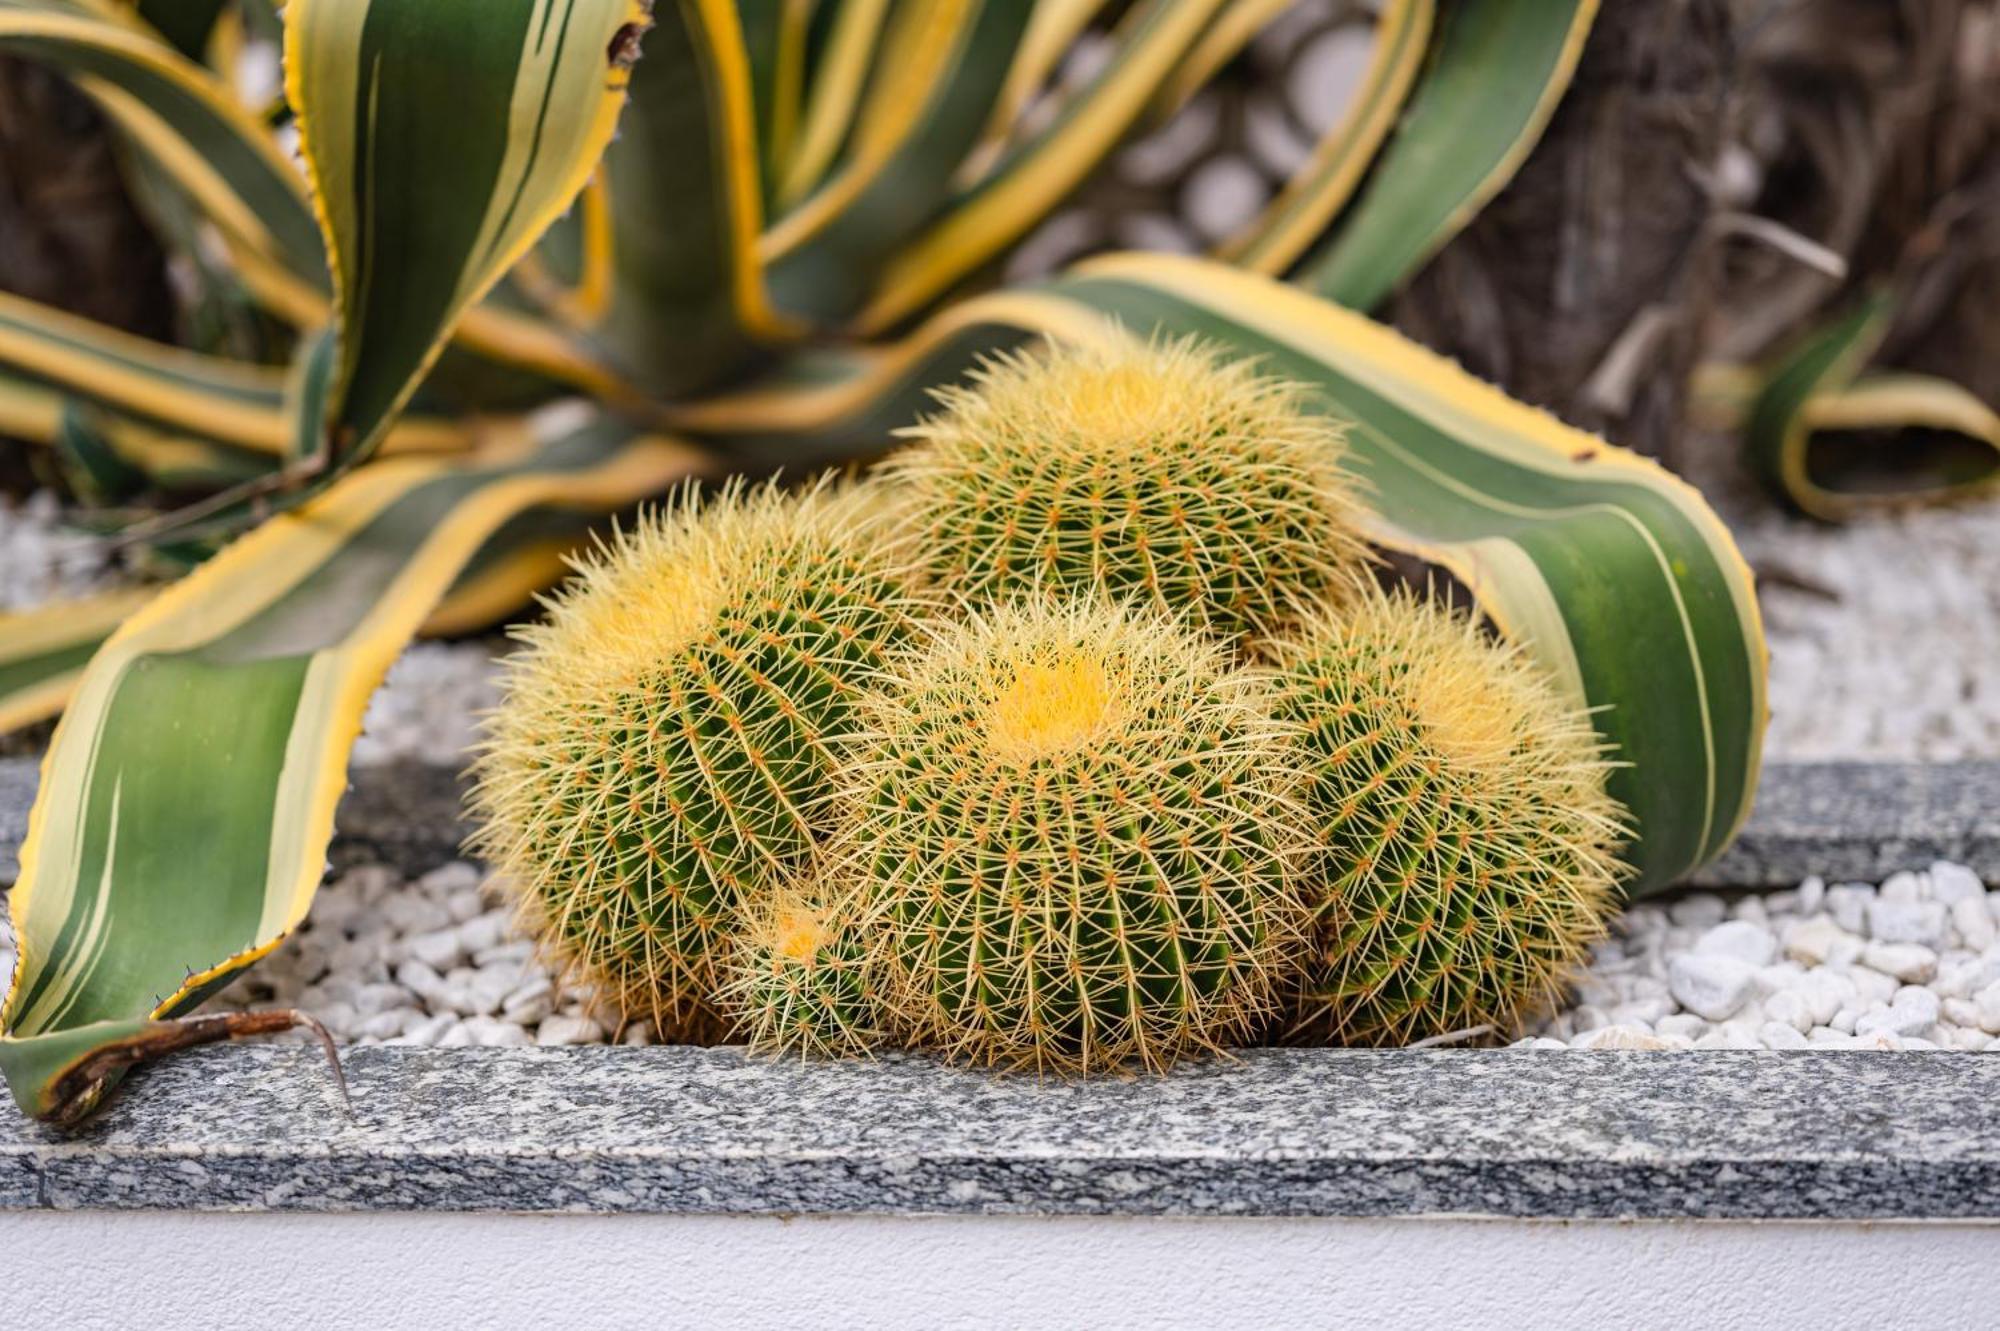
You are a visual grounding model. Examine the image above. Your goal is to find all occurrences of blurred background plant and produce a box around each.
[0,0,1986,1120]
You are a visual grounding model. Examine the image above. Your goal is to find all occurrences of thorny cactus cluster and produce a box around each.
[473,335,1630,1071]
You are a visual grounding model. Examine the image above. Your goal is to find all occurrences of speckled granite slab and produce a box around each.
[5,758,1997,890]
[2,1045,1997,1219]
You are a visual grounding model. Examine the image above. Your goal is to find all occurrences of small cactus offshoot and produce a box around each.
[1270,589,1631,1046]
[470,479,927,1039]
[841,597,1309,1074]
[887,334,1371,640]
[720,886,881,1060]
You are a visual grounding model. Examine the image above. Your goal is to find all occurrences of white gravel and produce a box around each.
[0,490,116,610]
[7,853,1977,1053]
[1519,861,2000,1051]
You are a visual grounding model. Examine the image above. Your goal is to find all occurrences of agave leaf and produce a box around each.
[581,0,793,397]
[763,0,1036,327]
[854,0,1229,334]
[0,414,707,1122]
[678,253,1766,895]
[0,291,467,459]
[0,1,325,281]
[1295,0,1595,310]
[1741,296,2000,520]
[134,0,233,61]
[774,0,893,207]
[0,590,159,736]
[1219,0,1434,275]
[283,0,646,467]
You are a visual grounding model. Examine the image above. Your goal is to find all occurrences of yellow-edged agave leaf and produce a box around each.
[134,0,232,60]
[678,253,1765,894]
[739,0,813,187]
[1153,0,1292,119]
[0,590,158,735]
[583,0,794,397]
[762,0,1037,327]
[0,0,325,282]
[0,517,595,738]
[1220,0,1433,275]
[775,0,894,206]
[1743,297,2000,520]
[855,0,1229,334]
[1296,0,1595,310]
[0,414,706,1123]
[0,291,468,460]
[0,369,270,492]
[285,0,646,466]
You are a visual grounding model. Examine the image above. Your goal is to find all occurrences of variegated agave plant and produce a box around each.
[0,0,1768,1123]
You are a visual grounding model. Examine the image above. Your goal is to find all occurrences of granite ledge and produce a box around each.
[3,1045,1999,1220]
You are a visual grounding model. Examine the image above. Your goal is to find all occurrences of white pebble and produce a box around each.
[1879,870,1928,904]
[355,1009,409,1041]
[1975,980,2000,1034]
[392,1014,456,1047]
[1855,990,1939,1039]
[1575,1025,1678,1050]
[352,982,409,1016]
[1796,876,1826,913]
[535,1013,605,1046]
[1762,988,1813,1033]
[1826,884,1874,934]
[1782,916,1855,967]
[458,910,511,955]
[382,893,452,937]
[1860,941,1938,984]
[406,928,465,972]
[419,860,483,895]
[620,1020,656,1047]
[1667,953,1754,1021]
[462,1016,532,1047]
[1942,996,1981,1028]
[1668,894,1727,928]
[1654,1013,1708,1041]
[1759,1022,1809,1050]
[501,976,555,1025]
[1950,896,1996,951]
[1929,861,1985,904]
[1866,899,1946,947]
[446,888,487,924]
[1694,920,1776,966]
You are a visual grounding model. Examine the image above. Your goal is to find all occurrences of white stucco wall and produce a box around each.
[3,1210,1993,1328]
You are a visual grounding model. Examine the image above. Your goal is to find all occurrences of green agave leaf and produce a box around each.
[135,0,233,62]
[677,253,1766,895]
[773,0,892,207]
[580,0,792,398]
[1295,0,1595,309]
[0,290,467,459]
[855,0,1229,334]
[1742,296,2000,520]
[0,590,159,736]
[763,0,1036,328]
[0,0,326,282]
[284,0,646,466]
[1220,0,1433,275]
[0,413,707,1122]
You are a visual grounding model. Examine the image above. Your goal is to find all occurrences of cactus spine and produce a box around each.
[719,885,881,1060]
[887,334,1371,640]
[470,479,927,1037]
[841,597,1309,1073]
[1269,590,1631,1045]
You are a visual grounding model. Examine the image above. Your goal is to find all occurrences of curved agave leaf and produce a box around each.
[0,414,707,1122]
[582,0,791,397]
[0,1,325,281]
[774,0,893,207]
[1742,296,2000,520]
[1296,0,1595,310]
[1220,0,1433,275]
[284,0,647,465]
[763,0,1035,327]
[0,291,466,459]
[855,0,1228,334]
[678,253,1766,894]
[0,590,158,736]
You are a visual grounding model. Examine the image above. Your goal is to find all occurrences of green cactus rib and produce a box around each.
[1270,590,1630,1045]
[721,886,883,1061]
[471,480,927,1036]
[887,333,1372,642]
[842,597,1310,1074]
